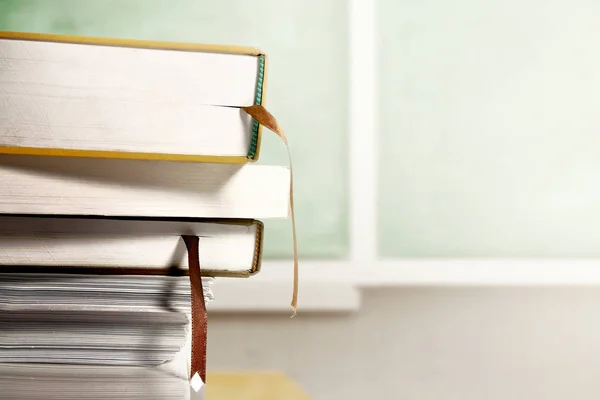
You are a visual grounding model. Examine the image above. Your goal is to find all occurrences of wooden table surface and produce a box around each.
[205,371,311,400]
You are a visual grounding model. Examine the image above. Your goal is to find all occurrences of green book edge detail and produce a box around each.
[247,55,265,159]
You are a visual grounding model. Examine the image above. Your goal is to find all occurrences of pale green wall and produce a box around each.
[0,0,349,259]
[378,0,600,257]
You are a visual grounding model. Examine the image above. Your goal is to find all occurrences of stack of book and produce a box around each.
[0,31,295,399]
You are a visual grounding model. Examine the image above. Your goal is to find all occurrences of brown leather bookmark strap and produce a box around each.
[183,235,207,383]
[242,105,299,316]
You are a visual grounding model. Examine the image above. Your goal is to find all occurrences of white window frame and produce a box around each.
[208,0,600,313]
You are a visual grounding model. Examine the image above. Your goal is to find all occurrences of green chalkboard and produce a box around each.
[0,0,349,259]
[378,0,600,257]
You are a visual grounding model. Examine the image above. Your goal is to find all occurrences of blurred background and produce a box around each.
[3,1,600,398]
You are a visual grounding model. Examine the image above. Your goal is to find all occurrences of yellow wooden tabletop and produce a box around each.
[205,371,311,400]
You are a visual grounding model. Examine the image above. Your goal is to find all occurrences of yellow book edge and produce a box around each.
[204,218,265,278]
[0,30,264,56]
[0,30,268,164]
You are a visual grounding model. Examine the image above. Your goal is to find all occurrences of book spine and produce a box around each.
[247,55,266,160]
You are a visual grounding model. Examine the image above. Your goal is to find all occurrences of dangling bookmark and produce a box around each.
[183,235,208,394]
[242,105,299,316]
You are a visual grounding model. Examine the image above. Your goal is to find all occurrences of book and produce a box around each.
[0,363,197,400]
[0,30,300,393]
[0,31,300,312]
[0,271,212,400]
[0,154,289,219]
[0,31,268,163]
[0,220,219,397]
[0,215,264,278]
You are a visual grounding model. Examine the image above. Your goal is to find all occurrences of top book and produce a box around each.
[0,31,267,163]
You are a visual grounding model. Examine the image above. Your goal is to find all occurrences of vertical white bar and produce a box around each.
[349,0,378,264]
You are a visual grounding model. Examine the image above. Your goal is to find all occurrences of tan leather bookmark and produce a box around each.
[183,235,207,383]
[242,105,299,316]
